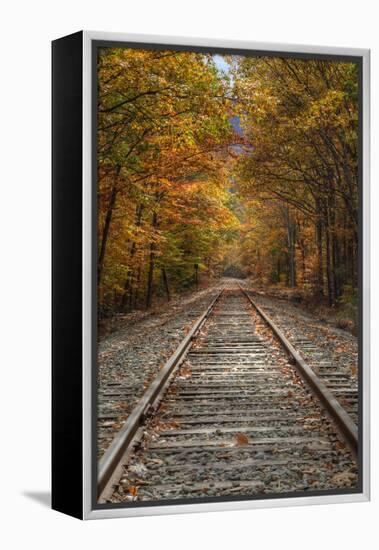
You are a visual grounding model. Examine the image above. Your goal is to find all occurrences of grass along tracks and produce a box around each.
[97,280,358,503]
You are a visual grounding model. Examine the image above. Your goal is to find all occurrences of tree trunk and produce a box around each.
[119,203,144,311]
[332,232,341,300]
[315,200,324,299]
[296,225,306,286]
[285,207,296,288]
[324,207,334,306]
[146,211,158,309]
[328,186,341,301]
[98,165,121,282]
[132,266,141,309]
[161,268,171,301]
[341,212,347,290]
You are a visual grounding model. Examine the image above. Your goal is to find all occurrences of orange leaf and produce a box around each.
[128,486,139,497]
[235,433,249,446]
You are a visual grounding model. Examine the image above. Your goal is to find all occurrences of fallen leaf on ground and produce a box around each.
[128,486,138,497]
[235,433,249,446]
[331,471,357,486]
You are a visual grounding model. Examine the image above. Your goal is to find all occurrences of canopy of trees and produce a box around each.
[97,47,359,315]
[232,56,359,306]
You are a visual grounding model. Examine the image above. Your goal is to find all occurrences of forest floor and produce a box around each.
[97,278,358,458]
[252,284,357,335]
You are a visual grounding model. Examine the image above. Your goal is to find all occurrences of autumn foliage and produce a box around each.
[232,57,359,307]
[97,48,359,316]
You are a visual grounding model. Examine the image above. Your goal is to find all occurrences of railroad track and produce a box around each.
[98,281,358,503]
[245,291,359,425]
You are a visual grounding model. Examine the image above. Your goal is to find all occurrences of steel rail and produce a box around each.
[238,284,358,454]
[97,287,225,495]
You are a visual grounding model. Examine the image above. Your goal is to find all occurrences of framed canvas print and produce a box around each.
[52,31,370,520]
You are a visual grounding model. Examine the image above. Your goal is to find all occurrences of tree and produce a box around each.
[232,56,359,304]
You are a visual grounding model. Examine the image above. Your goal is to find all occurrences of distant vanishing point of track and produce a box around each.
[98,281,358,503]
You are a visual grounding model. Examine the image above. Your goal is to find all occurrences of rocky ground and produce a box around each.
[249,287,358,381]
[97,280,358,460]
[107,285,357,503]
[97,282,223,457]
